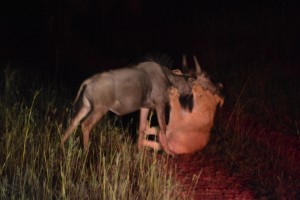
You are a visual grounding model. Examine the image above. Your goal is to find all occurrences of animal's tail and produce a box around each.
[73,83,86,105]
[73,83,89,115]
[73,77,94,105]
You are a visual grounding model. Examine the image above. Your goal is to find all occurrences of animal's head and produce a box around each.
[180,55,224,96]
[192,83,224,108]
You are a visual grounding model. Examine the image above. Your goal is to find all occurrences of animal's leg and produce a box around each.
[156,105,175,156]
[138,108,150,150]
[168,87,182,122]
[81,110,106,150]
[156,106,166,137]
[61,106,91,148]
[192,85,203,106]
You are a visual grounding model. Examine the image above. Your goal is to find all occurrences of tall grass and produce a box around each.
[0,66,182,199]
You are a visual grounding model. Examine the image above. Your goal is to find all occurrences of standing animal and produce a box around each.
[61,60,195,155]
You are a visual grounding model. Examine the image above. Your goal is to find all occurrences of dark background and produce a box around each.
[0,0,299,83]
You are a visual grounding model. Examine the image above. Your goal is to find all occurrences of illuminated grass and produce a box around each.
[0,67,182,200]
[1,58,298,199]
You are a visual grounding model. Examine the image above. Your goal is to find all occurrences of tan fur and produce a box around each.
[143,83,224,155]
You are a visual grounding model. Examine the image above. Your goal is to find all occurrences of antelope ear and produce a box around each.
[193,55,201,74]
[182,54,187,67]
[172,69,183,75]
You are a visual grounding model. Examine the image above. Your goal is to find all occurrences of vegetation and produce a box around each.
[0,54,298,199]
[0,67,183,200]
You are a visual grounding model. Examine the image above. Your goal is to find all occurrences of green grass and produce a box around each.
[0,67,182,200]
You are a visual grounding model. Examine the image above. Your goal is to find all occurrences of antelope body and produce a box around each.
[61,60,193,154]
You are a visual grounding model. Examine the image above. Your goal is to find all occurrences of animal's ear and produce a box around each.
[172,69,183,75]
[216,83,224,96]
[193,55,201,74]
[219,98,224,107]
[216,96,224,107]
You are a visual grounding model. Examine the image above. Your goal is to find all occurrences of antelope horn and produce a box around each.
[182,54,189,73]
[182,54,187,67]
[193,55,201,73]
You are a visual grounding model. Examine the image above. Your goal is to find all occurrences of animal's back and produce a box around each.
[108,67,153,114]
[135,61,170,103]
[74,62,170,116]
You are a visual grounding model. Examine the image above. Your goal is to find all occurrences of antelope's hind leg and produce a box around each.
[61,106,90,148]
[81,109,107,150]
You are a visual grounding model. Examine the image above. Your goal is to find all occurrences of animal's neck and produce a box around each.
[161,66,191,95]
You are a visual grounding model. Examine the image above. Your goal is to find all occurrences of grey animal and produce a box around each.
[61,60,194,155]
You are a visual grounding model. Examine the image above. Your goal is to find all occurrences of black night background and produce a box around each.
[1,0,299,78]
[0,0,299,198]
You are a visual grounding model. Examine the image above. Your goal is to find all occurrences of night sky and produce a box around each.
[0,0,299,81]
